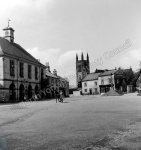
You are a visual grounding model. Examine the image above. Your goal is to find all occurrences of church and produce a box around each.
[76,53,90,89]
[76,53,135,95]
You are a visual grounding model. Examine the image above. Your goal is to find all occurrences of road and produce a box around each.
[0,94,141,150]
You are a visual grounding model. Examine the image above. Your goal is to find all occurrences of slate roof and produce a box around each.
[121,69,131,76]
[57,75,69,82]
[46,71,58,79]
[99,69,117,77]
[0,37,45,67]
[82,73,101,81]
[95,69,105,73]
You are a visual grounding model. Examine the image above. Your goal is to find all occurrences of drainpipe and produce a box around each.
[17,59,19,101]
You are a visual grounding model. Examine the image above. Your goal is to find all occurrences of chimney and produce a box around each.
[46,62,50,72]
[53,69,57,76]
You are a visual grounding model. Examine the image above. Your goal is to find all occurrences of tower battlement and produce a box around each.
[76,52,90,88]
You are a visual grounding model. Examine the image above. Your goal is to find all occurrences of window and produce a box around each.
[78,75,81,81]
[85,89,87,92]
[41,69,43,77]
[35,67,38,80]
[10,60,15,76]
[95,82,97,86]
[84,82,87,87]
[101,87,105,93]
[108,77,112,84]
[28,65,31,79]
[101,79,104,85]
[19,62,24,77]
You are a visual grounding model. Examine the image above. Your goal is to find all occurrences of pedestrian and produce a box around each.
[55,90,60,103]
[59,90,64,103]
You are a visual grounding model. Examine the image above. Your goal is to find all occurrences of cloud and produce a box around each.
[57,49,83,75]
[58,49,83,66]
[26,48,84,86]
[0,0,52,12]
[26,47,61,71]
[57,49,85,86]
[118,48,141,71]
[0,0,53,30]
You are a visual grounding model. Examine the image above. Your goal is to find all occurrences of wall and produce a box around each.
[98,75,115,86]
[0,57,3,87]
[1,56,45,102]
[82,80,99,94]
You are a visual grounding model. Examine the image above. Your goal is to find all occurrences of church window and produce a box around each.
[78,66,81,71]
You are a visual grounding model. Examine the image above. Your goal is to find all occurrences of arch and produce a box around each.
[28,85,32,99]
[19,84,24,101]
[9,83,16,101]
[35,85,39,95]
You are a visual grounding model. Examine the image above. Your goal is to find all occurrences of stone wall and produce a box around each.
[0,56,46,102]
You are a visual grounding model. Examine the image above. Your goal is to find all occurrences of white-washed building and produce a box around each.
[82,72,101,94]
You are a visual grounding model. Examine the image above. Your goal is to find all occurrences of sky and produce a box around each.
[0,0,141,87]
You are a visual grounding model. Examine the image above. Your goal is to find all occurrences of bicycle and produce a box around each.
[59,94,65,103]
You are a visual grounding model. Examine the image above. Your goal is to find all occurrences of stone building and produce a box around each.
[44,63,69,98]
[99,69,117,94]
[99,67,135,94]
[76,53,90,89]
[0,24,46,102]
[114,67,135,93]
[44,64,59,98]
[57,75,69,97]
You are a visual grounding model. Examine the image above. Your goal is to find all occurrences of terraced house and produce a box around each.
[0,24,46,102]
[45,64,69,98]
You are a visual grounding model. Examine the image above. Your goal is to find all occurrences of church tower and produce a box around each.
[76,52,90,88]
[3,20,15,43]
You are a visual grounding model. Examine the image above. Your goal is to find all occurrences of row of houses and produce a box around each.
[82,67,137,95]
[0,24,69,102]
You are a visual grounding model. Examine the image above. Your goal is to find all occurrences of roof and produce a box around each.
[95,69,105,73]
[57,75,69,82]
[99,69,117,77]
[3,27,14,31]
[134,70,141,83]
[121,69,131,76]
[82,73,101,81]
[0,37,45,67]
[46,71,58,79]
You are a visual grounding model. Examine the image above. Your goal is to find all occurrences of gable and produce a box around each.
[0,37,45,67]
[0,45,3,55]
[114,69,125,77]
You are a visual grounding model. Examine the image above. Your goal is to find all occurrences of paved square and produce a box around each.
[0,94,141,150]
